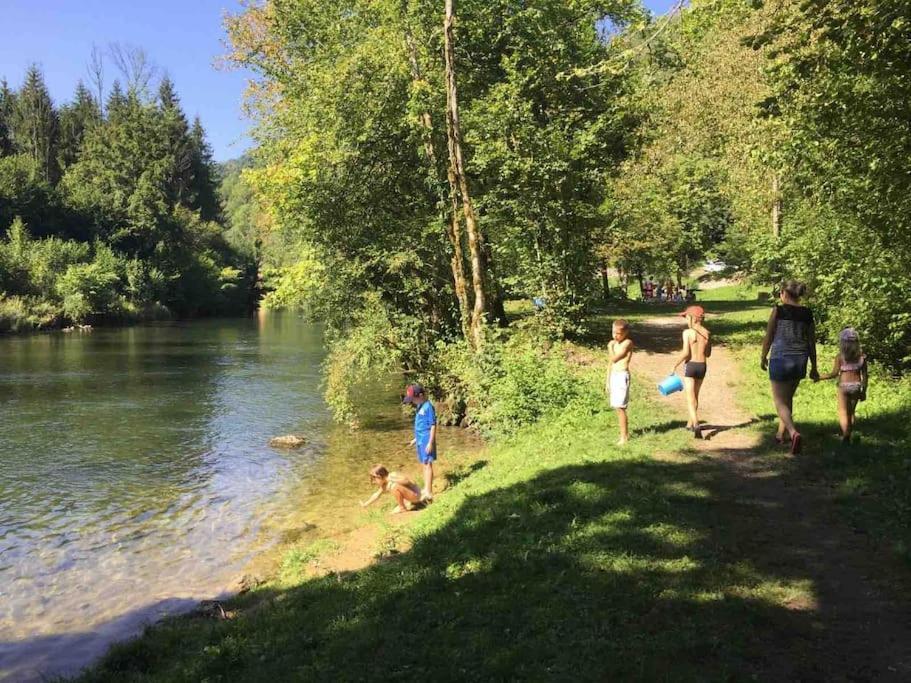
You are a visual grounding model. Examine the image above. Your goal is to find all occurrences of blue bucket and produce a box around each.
[658,374,683,396]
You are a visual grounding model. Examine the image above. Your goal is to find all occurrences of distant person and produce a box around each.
[606,319,634,445]
[361,465,422,514]
[402,383,436,500]
[644,279,654,300]
[818,327,868,444]
[760,280,819,454]
[671,305,712,438]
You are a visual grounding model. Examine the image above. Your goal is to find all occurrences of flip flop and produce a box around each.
[790,432,802,455]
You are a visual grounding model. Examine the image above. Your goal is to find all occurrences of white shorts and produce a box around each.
[609,371,630,409]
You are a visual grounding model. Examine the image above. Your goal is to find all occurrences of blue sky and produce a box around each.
[0,0,681,162]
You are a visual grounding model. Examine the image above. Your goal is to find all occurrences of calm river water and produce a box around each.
[0,313,479,681]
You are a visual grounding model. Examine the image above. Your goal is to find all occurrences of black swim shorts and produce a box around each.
[684,362,707,380]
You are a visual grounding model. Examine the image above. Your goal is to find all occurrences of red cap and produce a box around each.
[679,305,705,319]
[402,383,425,404]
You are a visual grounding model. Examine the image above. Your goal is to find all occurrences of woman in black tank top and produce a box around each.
[760,280,819,454]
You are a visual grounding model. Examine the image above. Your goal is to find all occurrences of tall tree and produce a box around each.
[157,75,195,209]
[11,65,59,183]
[105,80,127,121]
[443,0,488,348]
[189,116,221,221]
[57,81,101,171]
[0,79,15,156]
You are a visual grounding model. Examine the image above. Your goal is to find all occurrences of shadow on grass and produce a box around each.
[75,454,911,681]
[445,459,488,487]
[777,406,911,567]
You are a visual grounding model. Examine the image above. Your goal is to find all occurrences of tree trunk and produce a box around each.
[403,21,471,339]
[599,260,610,301]
[771,173,781,238]
[444,0,488,348]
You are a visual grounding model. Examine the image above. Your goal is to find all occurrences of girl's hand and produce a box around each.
[760,356,768,371]
[424,442,433,455]
[408,438,416,447]
[809,367,820,382]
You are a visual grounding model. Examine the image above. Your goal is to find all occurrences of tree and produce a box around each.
[10,65,59,184]
[106,80,127,120]
[57,81,101,171]
[0,79,15,156]
[443,0,488,348]
[189,116,221,221]
[157,75,195,210]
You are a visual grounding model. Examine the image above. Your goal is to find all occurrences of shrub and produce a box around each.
[435,330,588,438]
[56,258,122,321]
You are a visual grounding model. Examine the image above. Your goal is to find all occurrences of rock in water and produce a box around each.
[269,434,307,449]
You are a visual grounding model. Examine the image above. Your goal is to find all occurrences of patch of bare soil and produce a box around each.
[632,315,911,680]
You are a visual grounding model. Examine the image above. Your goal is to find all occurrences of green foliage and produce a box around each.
[0,60,251,330]
[435,331,588,438]
[8,65,59,184]
[607,0,911,371]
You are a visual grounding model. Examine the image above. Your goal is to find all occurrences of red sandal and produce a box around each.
[790,432,802,455]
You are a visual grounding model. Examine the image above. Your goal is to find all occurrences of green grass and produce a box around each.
[731,347,911,566]
[75,285,911,681]
[687,286,911,565]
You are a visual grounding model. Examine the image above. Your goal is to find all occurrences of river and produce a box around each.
[0,313,479,681]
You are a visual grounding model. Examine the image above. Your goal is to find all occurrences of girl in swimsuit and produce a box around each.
[361,465,424,514]
[672,305,712,438]
[818,327,868,444]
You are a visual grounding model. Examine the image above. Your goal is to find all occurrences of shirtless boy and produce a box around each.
[606,319,634,445]
[672,305,712,438]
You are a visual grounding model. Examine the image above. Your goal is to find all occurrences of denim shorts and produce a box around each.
[769,356,807,382]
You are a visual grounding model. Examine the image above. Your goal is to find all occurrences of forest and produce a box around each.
[217,0,911,426]
[0,50,252,331]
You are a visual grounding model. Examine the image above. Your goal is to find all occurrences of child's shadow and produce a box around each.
[632,420,688,437]
[446,460,488,487]
[699,418,763,441]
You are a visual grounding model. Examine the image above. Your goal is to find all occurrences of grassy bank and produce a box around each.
[79,379,806,680]
[75,287,911,681]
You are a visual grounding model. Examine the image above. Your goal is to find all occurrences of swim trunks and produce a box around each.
[609,371,630,409]
[684,362,707,380]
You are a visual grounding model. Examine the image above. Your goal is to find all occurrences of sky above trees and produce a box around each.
[0,0,680,162]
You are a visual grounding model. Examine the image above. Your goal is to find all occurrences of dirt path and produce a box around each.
[632,314,911,680]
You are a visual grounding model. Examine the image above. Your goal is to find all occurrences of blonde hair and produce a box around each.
[612,319,629,331]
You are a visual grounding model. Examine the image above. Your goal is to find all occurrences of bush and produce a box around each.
[435,330,588,438]
[0,295,61,332]
[56,254,122,321]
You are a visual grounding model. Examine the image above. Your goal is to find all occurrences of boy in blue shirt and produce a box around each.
[402,383,436,501]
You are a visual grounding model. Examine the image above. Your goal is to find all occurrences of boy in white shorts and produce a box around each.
[606,319,634,445]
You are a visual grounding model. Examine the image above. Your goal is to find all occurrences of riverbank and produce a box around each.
[74,291,911,680]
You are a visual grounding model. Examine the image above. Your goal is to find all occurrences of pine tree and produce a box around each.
[0,79,15,156]
[157,75,194,208]
[189,116,220,221]
[106,80,127,121]
[11,65,59,183]
[57,81,101,171]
